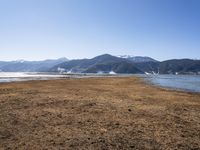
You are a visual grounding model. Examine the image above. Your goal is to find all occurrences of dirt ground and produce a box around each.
[0,77,200,150]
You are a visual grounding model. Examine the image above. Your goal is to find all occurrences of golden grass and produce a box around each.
[0,77,200,149]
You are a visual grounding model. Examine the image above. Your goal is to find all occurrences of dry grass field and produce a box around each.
[0,77,200,149]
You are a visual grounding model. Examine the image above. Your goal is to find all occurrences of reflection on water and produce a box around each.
[139,74,200,93]
[0,72,119,83]
[0,72,65,83]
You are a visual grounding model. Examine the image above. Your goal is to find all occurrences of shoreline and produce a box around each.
[138,74,200,94]
[142,76,200,94]
[1,74,200,94]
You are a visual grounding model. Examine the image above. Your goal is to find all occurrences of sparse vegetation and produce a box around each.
[0,77,200,149]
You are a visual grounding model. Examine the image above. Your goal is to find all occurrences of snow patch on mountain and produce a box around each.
[15,59,25,63]
[117,55,158,62]
[117,55,135,59]
[109,71,116,75]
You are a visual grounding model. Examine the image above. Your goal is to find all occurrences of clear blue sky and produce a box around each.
[0,0,199,61]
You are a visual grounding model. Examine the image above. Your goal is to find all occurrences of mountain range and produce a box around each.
[0,58,68,72]
[0,54,199,75]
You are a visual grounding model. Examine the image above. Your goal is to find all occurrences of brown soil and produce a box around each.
[0,77,200,150]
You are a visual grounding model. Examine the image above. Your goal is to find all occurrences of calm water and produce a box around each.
[1,73,200,93]
[0,72,65,83]
[0,72,119,83]
[139,74,200,93]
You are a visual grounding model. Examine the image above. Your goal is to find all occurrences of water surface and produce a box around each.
[0,72,65,83]
[139,74,200,93]
[1,73,200,93]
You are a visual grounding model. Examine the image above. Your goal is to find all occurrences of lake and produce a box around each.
[0,72,200,93]
[0,72,66,83]
[0,72,118,83]
[139,74,200,93]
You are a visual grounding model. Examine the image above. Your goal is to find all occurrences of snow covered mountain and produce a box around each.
[0,54,199,75]
[50,54,143,74]
[117,55,158,63]
[0,58,69,72]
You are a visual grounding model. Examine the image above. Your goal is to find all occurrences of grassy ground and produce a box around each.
[0,77,200,150]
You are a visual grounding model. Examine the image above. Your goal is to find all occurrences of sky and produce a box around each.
[0,0,200,61]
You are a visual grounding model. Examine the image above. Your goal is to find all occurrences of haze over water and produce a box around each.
[0,72,65,83]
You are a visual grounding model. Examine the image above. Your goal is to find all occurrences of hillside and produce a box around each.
[117,55,158,63]
[0,54,199,75]
[0,58,68,72]
[49,55,200,75]
[134,61,160,74]
[159,59,200,74]
[50,54,144,74]
[84,61,143,74]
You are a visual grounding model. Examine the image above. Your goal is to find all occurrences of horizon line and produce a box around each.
[0,54,199,62]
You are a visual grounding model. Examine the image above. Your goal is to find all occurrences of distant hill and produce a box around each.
[49,55,200,74]
[0,54,199,74]
[50,54,143,74]
[117,55,158,63]
[84,60,143,74]
[0,58,68,72]
[132,59,200,75]
[159,59,200,74]
[133,61,160,74]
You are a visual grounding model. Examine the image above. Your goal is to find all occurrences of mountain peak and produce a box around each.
[117,55,135,59]
[117,55,158,63]
[57,57,69,61]
[95,54,113,58]
[14,59,26,63]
